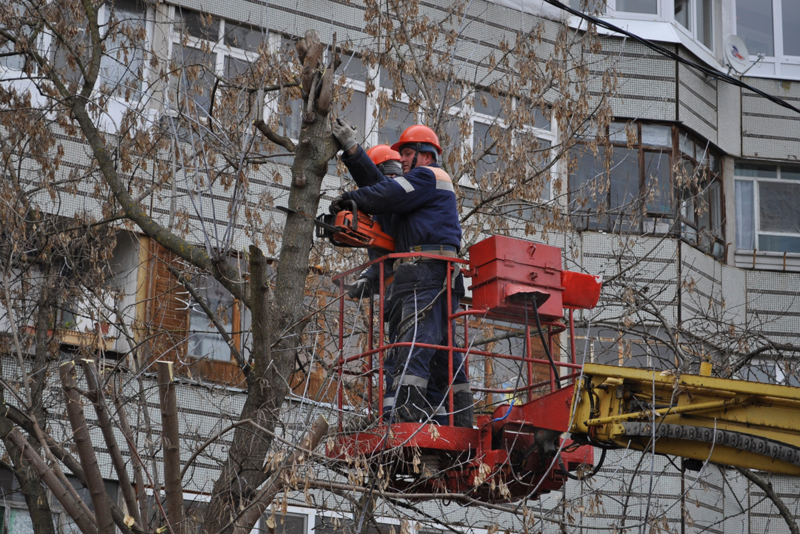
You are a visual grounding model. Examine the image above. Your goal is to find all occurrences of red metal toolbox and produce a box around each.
[468,236,564,323]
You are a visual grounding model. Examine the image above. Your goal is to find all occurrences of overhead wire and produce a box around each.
[539,0,800,116]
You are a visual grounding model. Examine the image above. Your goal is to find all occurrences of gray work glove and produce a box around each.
[347,277,372,299]
[332,118,358,152]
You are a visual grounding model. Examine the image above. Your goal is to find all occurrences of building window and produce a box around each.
[337,53,370,138]
[377,98,416,146]
[0,4,30,71]
[270,36,304,140]
[47,1,148,95]
[172,8,264,118]
[61,477,119,533]
[739,358,800,386]
[187,273,237,362]
[674,0,713,49]
[677,132,724,258]
[375,67,417,145]
[263,512,308,534]
[569,122,724,259]
[469,90,553,202]
[569,0,657,15]
[472,90,506,186]
[569,121,674,234]
[735,162,800,253]
[616,0,657,15]
[737,0,800,60]
[568,0,607,13]
[568,0,716,53]
[98,0,148,98]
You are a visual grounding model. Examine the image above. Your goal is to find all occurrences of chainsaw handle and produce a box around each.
[344,200,358,231]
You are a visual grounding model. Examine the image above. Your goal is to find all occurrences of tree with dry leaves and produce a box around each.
[2,0,799,534]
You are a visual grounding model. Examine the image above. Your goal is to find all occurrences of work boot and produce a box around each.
[452,391,475,428]
[394,385,431,423]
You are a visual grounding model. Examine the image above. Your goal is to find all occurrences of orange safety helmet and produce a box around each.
[391,124,442,155]
[366,145,401,166]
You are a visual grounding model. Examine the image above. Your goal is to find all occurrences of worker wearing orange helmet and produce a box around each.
[331,120,473,428]
[346,145,402,299]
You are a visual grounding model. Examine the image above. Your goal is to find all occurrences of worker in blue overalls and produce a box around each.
[330,121,474,427]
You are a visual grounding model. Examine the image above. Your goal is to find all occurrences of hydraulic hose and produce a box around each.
[532,297,561,389]
[558,446,607,481]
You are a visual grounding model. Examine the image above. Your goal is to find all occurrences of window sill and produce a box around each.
[57,329,116,351]
[734,249,800,272]
[738,56,800,82]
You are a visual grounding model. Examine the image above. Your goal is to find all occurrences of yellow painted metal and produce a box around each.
[570,363,800,476]
[583,397,743,427]
[636,440,800,475]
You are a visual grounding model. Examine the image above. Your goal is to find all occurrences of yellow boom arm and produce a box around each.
[570,363,800,475]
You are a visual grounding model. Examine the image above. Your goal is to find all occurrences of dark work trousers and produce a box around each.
[382,261,469,423]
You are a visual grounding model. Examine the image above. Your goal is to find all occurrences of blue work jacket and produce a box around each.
[341,146,462,257]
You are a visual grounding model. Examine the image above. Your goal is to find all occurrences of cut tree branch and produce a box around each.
[157,361,186,534]
[81,359,143,531]
[60,360,116,534]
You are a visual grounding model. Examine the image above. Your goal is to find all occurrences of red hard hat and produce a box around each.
[366,145,401,166]
[391,124,442,155]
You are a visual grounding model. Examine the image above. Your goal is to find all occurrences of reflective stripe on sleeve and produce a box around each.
[424,166,455,193]
[394,176,415,193]
[452,383,471,393]
[435,180,455,192]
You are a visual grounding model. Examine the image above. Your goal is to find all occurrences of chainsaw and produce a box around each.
[277,201,395,253]
[315,200,395,252]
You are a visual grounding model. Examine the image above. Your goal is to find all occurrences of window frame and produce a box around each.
[466,89,555,200]
[675,129,725,258]
[184,271,242,364]
[673,0,714,52]
[570,0,662,20]
[734,161,800,254]
[568,122,725,259]
[734,0,800,80]
[170,7,263,120]
[569,121,676,235]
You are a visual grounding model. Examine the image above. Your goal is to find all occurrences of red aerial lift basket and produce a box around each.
[327,236,603,504]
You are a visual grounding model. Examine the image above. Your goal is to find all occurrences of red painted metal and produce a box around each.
[327,237,602,504]
[468,236,565,322]
[447,261,455,426]
[562,270,602,309]
[491,385,574,434]
[337,278,345,433]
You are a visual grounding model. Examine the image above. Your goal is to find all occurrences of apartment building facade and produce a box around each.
[2,0,800,532]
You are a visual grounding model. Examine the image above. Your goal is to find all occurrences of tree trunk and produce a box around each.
[0,417,56,534]
[232,415,328,533]
[60,360,116,534]
[158,360,186,534]
[201,30,339,529]
[83,359,143,531]
[0,281,57,534]
[4,427,98,534]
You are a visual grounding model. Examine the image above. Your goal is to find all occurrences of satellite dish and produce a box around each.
[724,34,751,74]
